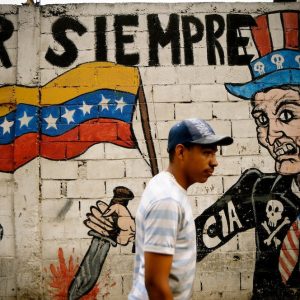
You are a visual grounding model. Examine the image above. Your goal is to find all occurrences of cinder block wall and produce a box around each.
[0,3,299,299]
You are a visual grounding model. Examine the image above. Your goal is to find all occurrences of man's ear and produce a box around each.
[174,144,185,161]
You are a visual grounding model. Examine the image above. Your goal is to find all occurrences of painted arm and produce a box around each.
[144,252,174,300]
[195,168,262,261]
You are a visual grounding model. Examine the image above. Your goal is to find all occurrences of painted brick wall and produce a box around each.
[0,3,300,299]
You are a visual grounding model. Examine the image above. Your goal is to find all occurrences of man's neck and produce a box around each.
[167,164,190,190]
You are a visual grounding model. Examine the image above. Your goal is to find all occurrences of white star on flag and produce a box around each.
[99,95,110,111]
[0,117,14,135]
[79,101,93,115]
[18,111,33,128]
[62,108,75,124]
[115,97,127,113]
[44,113,58,130]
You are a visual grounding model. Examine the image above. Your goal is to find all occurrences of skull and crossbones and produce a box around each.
[261,200,290,248]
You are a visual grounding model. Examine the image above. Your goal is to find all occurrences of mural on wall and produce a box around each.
[76,9,300,300]
[1,5,300,300]
[0,61,158,175]
[194,10,300,299]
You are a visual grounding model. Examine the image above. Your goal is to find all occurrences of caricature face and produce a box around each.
[252,88,300,175]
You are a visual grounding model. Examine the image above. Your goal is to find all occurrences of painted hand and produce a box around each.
[84,200,135,246]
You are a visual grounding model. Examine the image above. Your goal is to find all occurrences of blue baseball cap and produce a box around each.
[167,119,233,152]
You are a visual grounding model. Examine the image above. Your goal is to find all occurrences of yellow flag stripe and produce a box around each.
[0,62,140,117]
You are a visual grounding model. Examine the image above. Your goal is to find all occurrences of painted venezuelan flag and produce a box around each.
[0,62,140,172]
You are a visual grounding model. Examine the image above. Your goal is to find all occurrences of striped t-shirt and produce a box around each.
[128,171,196,300]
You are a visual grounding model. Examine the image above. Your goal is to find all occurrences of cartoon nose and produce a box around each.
[266,118,283,145]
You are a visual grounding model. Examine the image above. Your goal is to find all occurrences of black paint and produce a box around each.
[227,14,255,66]
[205,14,225,65]
[0,224,3,240]
[45,16,87,67]
[182,16,204,65]
[0,16,14,68]
[148,14,180,66]
[114,15,139,66]
[195,169,300,298]
[0,13,274,68]
[95,16,107,62]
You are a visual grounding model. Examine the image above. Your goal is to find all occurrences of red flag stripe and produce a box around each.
[0,119,135,172]
[0,133,39,172]
[281,244,298,266]
[40,119,135,160]
[280,249,296,273]
[293,220,300,239]
[282,244,299,265]
[283,235,299,262]
[279,259,289,283]
[279,256,292,279]
[279,218,300,284]
[287,226,298,250]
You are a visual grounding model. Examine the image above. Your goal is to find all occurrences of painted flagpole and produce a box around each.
[137,78,159,176]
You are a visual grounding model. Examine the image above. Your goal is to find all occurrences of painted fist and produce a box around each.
[84,200,135,246]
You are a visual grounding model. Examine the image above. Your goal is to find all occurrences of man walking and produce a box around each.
[128,118,233,300]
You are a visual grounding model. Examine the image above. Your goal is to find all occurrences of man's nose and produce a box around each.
[267,118,283,145]
[210,154,218,167]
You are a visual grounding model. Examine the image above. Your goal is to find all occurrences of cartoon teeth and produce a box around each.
[275,143,296,156]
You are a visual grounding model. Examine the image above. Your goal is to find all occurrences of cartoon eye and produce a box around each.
[254,113,269,126]
[279,109,294,123]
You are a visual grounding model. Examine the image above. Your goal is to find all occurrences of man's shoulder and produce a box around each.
[145,171,180,196]
[141,172,183,207]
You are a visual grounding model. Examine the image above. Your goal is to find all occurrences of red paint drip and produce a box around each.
[48,248,100,300]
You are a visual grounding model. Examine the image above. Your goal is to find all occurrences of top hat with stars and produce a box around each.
[225,11,300,100]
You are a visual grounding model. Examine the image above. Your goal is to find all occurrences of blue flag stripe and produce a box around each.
[0,89,136,144]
